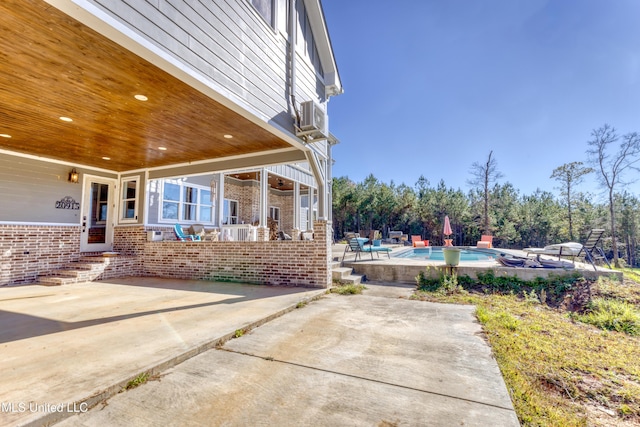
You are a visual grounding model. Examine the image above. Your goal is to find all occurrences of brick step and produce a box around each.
[37,275,78,286]
[37,258,109,286]
[51,269,103,282]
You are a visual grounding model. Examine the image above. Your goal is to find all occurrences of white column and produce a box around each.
[307,187,314,231]
[216,173,224,228]
[259,169,268,228]
[293,181,300,237]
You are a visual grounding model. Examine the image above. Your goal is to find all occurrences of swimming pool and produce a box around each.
[393,247,500,261]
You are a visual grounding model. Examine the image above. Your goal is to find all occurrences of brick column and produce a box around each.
[313,219,332,288]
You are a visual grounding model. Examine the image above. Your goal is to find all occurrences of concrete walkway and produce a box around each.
[54,281,519,427]
[0,278,324,427]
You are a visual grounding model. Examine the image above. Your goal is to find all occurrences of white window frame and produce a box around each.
[269,206,281,228]
[248,0,275,28]
[223,199,239,225]
[119,177,139,223]
[159,180,214,224]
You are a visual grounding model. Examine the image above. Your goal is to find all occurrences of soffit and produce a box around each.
[0,0,294,172]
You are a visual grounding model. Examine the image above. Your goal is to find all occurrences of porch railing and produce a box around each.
[221,224,257,241]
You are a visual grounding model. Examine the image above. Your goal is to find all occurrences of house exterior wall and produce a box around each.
[0,224,81,285]
[0,1,338,287]
[0,153,90,223]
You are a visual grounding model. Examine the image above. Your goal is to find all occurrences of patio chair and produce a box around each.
[524,229,610,271]
[174,224,201,241]
[576,229,611,270]
[342,237,392,262]
[477,235,493,248]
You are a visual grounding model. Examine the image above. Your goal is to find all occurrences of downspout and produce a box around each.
[289,0,300,126]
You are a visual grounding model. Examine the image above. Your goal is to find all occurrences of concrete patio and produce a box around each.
[0,278,324,427]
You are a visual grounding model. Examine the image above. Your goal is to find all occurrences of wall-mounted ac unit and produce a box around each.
[299,100,328,138]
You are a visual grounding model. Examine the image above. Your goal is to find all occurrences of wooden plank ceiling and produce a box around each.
[0,0,293,172]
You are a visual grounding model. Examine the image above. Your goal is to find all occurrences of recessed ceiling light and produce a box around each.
[60,116,73,122]
[223,134,233,139]
[0,133,11,138]
[134,94,148,101]
[102,157,111,160]
[158,147,167,151]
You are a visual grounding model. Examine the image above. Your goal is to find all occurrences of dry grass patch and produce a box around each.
[412,271,640,426]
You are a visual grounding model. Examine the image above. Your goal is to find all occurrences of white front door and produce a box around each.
[80,176,116,252]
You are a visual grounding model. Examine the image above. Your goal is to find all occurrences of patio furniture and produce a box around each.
[524,229,610,271]
[174,224,201,241]
[477,235,493,248]
[388,230,403,243]
[577,229,611,270]
[342,237,392,262]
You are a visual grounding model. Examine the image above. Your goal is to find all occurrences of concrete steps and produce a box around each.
[37,257,108,286]
[331,261,364,285]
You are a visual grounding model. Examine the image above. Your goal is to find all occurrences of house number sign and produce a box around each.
[55,196,80,210]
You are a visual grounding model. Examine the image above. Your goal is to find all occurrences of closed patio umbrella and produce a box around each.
[443,215,453,246]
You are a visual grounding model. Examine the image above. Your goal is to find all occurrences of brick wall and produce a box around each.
[0,224,81,286]
[140,220,331,288]
[1,221,332,288]
[224,180,260,224]
[268,191,294,235]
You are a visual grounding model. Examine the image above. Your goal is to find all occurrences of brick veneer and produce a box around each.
[1,221,332,288]
[0,224,81,286]
[118,221,332,288]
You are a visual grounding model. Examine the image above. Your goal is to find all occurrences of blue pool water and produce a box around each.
[393,247,499,261]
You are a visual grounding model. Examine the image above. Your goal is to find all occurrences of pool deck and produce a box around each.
[334,244,622,284]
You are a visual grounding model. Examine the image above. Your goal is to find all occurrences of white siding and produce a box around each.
[89,0,326,133]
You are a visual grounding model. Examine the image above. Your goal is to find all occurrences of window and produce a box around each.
[250,0,288,31]
[120,178,138,221]
[223,199,239,225]
[276,0,288,34]
[250,0,273,26]
[269,206,280,227]
[295,0,323,78]
[91,183,109,224]
[161,181,213,223]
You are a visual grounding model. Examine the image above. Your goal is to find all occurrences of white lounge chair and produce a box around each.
[524,242,583,258]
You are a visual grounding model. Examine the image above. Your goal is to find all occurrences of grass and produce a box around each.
[330,284,366,295]
[412,271,640,426]
[124,372,150,390]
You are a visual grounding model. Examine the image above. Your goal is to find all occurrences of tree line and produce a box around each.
[331,124,640,267]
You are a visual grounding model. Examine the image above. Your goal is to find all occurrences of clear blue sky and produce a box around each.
[322,0,640,198]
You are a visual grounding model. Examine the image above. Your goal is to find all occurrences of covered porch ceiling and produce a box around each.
[0,0,303,173]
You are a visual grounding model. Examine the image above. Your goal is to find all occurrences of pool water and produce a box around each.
[393,247,498,261]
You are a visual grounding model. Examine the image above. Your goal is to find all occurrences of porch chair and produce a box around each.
[411,235,429,247]
[477,235,493,248]
[174,224,201,241]
[342,237,392,262]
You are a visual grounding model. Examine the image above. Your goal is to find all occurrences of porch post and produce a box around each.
[215,173,224,227]
[292,181,300,239]
[307,187,314,231]
[259,169,269,240]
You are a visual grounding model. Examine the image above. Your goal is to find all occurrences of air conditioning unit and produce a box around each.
[299,100,328,138]
[147,230,163,242]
